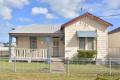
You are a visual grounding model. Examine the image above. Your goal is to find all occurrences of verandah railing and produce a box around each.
[11,48,48,59]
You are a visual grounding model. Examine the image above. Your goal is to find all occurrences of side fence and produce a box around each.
[109,47,120,59]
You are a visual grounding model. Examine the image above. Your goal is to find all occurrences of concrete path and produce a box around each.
[51,58,65,72]
[51,62,65,72]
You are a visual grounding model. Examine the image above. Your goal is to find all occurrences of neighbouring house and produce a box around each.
[108,27,120,59]
[109,27,120,48]
[9,12,112,62]
[0,42,9,56]
[0,42,4,47]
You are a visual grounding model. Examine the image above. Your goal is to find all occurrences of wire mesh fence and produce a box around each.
[66,58,120,75]
[0,57,50,73]
[0,56,120,75]
[68,58,108,74]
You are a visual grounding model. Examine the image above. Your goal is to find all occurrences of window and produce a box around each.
[87,38,94,50]
[30,37,37,49]
[79,37,94,50]
[79,37,85,50]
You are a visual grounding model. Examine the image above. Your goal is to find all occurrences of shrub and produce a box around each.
[77,50,97,58]
[69,50,97,64]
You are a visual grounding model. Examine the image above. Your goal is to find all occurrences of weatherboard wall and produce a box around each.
[64,17,108,60]
[108,32,120,48]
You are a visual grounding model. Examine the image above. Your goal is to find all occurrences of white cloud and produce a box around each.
[103,0,120,9]
[0,21,14,42]
[92,0,120,18]
[4,0,29,9]
[41,0,85,18]
[0,21,14,33]
[0,1,12,20]
[32,7,56,19]
[0,0,30,20]
[39,0,120,19]
[18,17,33,22]
[32,7,48,15]
[46,13,55,19]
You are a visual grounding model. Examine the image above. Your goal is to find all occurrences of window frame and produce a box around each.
[30,37,37,49]
[87,37,94,50]
[79,37,85,50]
[79,37,94,50]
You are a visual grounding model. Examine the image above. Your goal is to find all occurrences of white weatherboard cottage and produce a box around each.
[9,12,112,62]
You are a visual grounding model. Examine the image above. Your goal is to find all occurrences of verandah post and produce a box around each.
[45,37,52,72]
[9,34,12,62]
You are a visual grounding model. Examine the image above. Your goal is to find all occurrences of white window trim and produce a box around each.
[79,37,95,50]
[85,38,88,50]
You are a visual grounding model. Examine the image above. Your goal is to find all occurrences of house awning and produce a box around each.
[77,31,97,37]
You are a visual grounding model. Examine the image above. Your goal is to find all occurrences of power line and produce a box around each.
[98,13,120,17]
[80,6,120,18]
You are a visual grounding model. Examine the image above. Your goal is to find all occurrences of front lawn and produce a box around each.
[0,72,119,80]
[0,72,97,80]
[0,58,119,80]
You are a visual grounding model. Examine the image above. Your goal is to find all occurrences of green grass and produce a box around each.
[0,61,49,72]
[69,64,120,74]
[0,58,119,80]
[0,72,97,80]
[0,72,119,80]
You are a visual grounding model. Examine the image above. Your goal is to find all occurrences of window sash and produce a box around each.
[79,37,85,50]
[30,37,37,49]
[79,37,94,50]
[87,37,94,50]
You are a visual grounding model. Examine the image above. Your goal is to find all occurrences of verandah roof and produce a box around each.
[10,24,62,34]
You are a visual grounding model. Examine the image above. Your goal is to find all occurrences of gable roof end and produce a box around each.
[61,12,113,29]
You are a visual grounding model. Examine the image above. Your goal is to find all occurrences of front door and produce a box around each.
[53,38,59,57]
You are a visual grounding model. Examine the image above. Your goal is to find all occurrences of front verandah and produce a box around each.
[9,33,64,62]
[10,48,48,62]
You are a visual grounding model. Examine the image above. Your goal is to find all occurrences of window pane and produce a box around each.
[87,38,94,50]
[79,37,85,50]
[30,37,37,49]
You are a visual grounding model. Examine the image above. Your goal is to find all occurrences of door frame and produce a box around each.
[52,37,60,57]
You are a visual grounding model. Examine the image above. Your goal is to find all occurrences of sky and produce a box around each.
[0,0,120,42]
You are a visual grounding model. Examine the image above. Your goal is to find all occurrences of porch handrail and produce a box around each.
[11,48,48,59]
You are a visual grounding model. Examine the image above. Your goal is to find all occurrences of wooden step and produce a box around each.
[51,58,63,62]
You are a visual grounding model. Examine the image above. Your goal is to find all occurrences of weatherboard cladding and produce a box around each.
[61,12,112,29]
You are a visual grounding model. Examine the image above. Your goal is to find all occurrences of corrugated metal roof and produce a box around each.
[77,31,97,37]
[10,24,62,34]
[109,27,120,34]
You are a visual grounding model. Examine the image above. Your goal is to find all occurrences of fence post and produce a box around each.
[67,57,69,73]
[109,57,111,75]
[13,57,16,72]
[49,57,51,73]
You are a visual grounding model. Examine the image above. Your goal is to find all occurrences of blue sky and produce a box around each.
[0,0,120,42]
